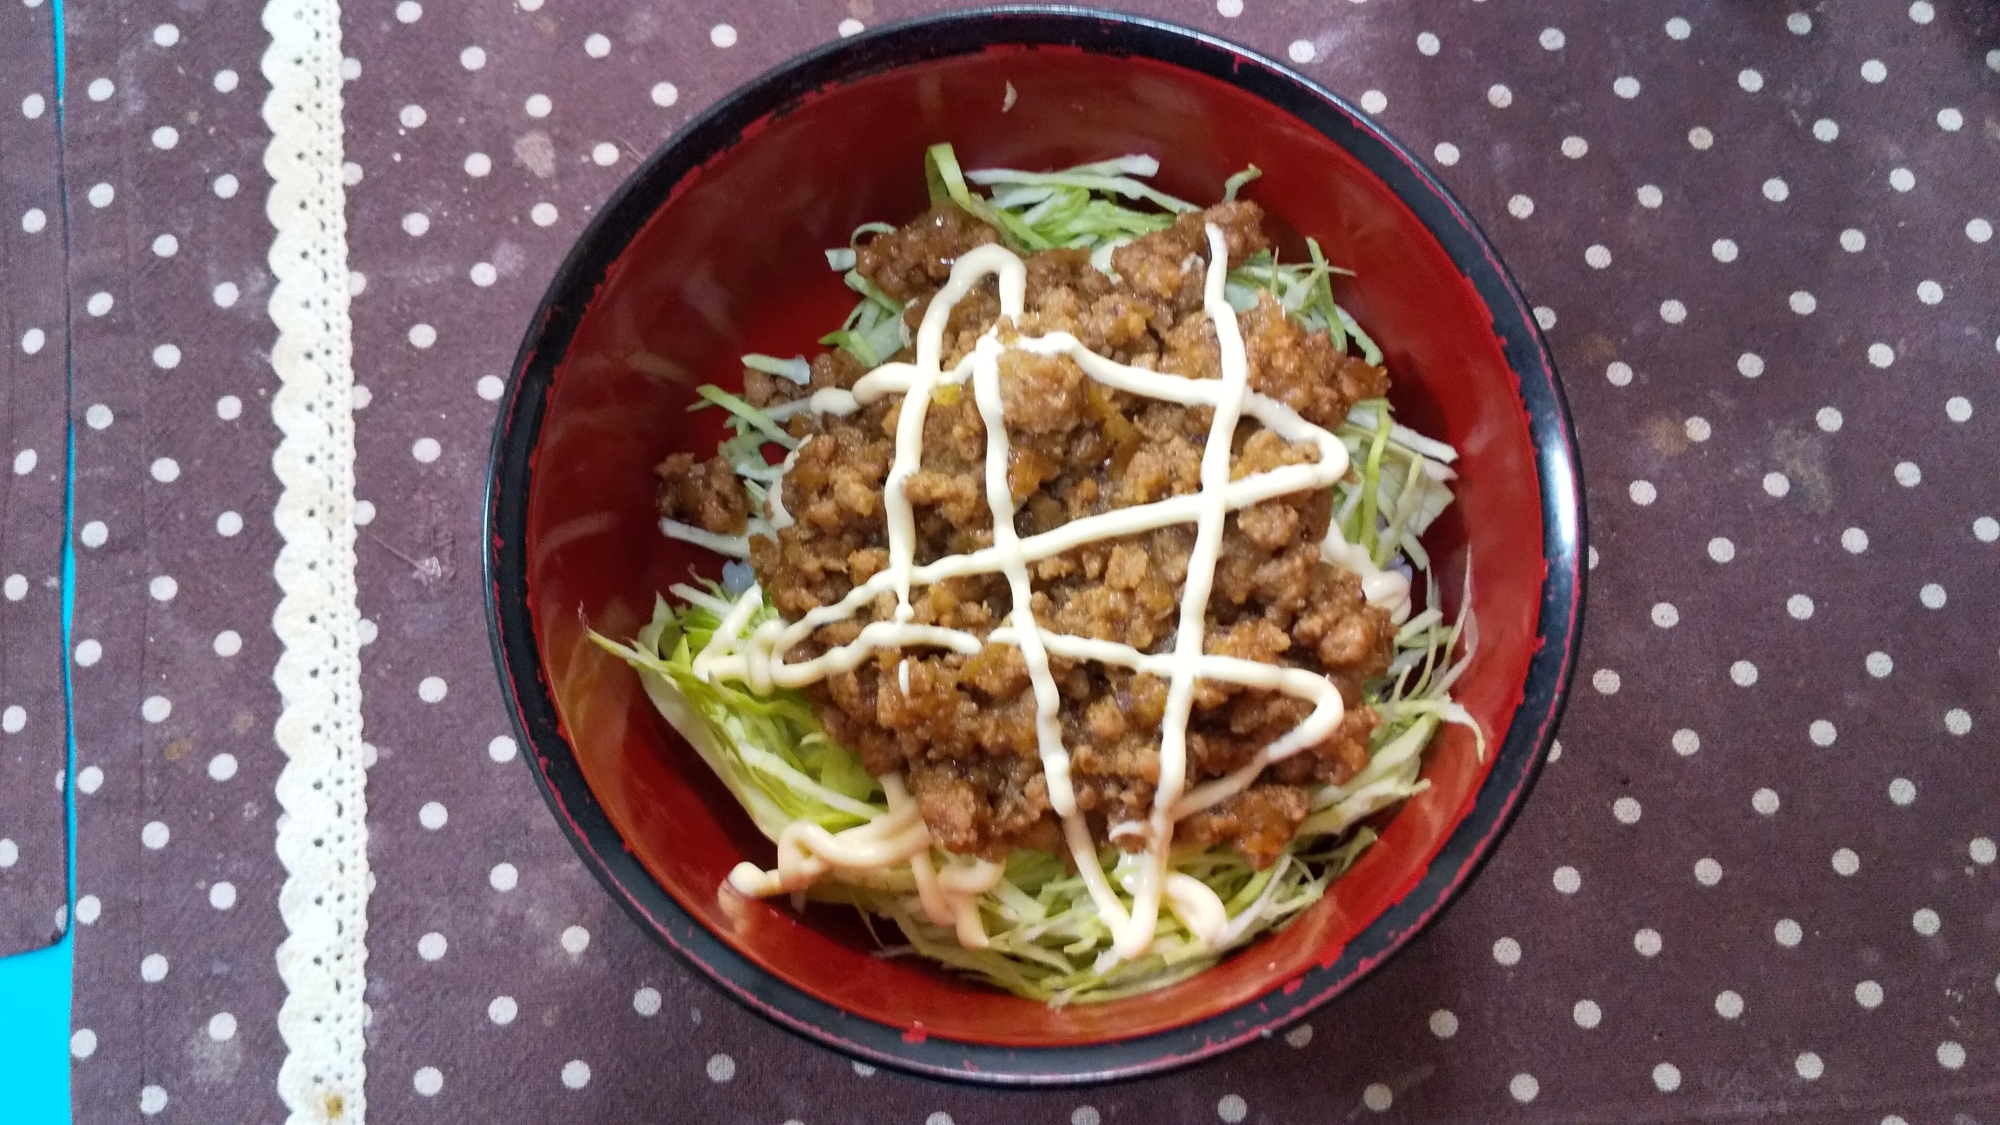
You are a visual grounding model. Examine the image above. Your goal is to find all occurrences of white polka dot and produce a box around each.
[651,82,679,108]
[418,676,447,703]
[1360,1083,1392,1112]
[70,1029,96,1058]
[212,629,244,658]
[583,32,611,57]
[1503,193,1535,220]
[206,1012,237,1042]
[1592,669,1621,695]
[1717,989,1745,1017]
[1432,142,1459,166]
[1711,238,1738,262]
[87,78,114,101]
[1969,837,1996,864]
[1812,118,1839,142]
[1612,797,1642,825]
[1509,1073,1539,1103]
[591,142,619,166]
[1738,68,1763,92]
[1832,848,1860,875]
[489,862,518,891]
[1660,300,1687,324]
[22,93,45,119]
[532,202,559,226]
[1889,167,1915,192]
[1753,788,1780,815]
[1650,603,1679,629]
[81,521,108,549]
[1865,342,1897,368]
[465,152,492,177]
[1840,228,1867,252]
[1534,306,1557,330]
[402,212,430,237]
[1416,1009,1457,1040]
[1854,980,1883,1008]
[1637,184,1663,208]
[2,575,25,601]
[1910,0,1935,21]
[1937,1042,1965,1070]
[213,174,239,199]
[468,262,498,287]
[13,449,37,475]
[395,0,422,21]
[208,753,238,782]
[142,695,172,723]
[1774,919,1803,947]
[1966,218,1994,244]
[340,57,360,80]
[1287,39,1316,64]
[633,986,662,1016]
[0,840,16,868]
[704,1053,735,1083]
[213,281,240,309]
[1763,178,1790,203]
[1863,652,1894,681]
[561,925,591,954]
[356,618,378,644]
[419,801,447,830]
[1532,26,1564,50]
[1779,593,1814,621]
[216,511,244,537]
[1796,1052,1824,1080]
[1614,76,1640,98]
[1488,84,1513,108]
[1861,59,1886,83]
[1763,472,1791,497]
[147,457,183,484]
[149,575,178,602]
[1653,1062,1682,1092]
[1939,107,1963,131]
[141,953,169,981]
[1666,17,1691,39]
[86,403,112,429]
[563,1059,592,1088]
[414,1067,443,1096]
[488,995,517,1025]
[1685,415,1715,441]
[1974,517,1999,543]
[151,125,180,150]
[1843,527,1869,553]
[1552,866,1581,894]
[1919,280,1944,305]
[398,104,426,129]
[488,735,518,762]
[1707,537,1735,563]
[1673,730,1700,756]
[1894,461,1922,488]
[1944,396,1972,423]
[1416,31,1440,55]
[1730,660,1758,687]
[1283,1024,1313,1048]
[76,767,102,794]
[1492,936,1521,965]
[1891,778,1919,807]
[1788,291,1819,317]
[460,45,486,70]
[22,208,47,234]
[418,931,447,960]
[1585,244,1611,269]
[1694,858,1723,886]
[1943,708,1971,736]
[408,324,437,350]
[140,1086,167,1115]
[524,93,552,119]
[153,344,181,369]
[1607,361,1634,387]
[710,23,737,48]
[409,437,443,464]
[927,1115,954,1125]
[1918,582,1947,610]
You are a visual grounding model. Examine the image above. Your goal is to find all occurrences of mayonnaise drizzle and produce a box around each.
[710,228,1410,961]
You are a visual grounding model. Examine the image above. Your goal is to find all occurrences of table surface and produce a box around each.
[4,1,1996,1123]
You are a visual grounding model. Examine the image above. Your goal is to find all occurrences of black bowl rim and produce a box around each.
[484,3,1586,1088]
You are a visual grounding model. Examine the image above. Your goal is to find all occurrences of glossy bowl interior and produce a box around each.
[488,7,1582,1085]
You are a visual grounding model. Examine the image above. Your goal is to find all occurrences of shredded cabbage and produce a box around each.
[630,145,1478,1002]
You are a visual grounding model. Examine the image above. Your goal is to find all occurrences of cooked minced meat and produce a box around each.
[655,452,748,534]
[745,200,1394,869]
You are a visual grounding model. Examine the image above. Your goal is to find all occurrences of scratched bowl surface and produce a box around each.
[486,4,1584,1086]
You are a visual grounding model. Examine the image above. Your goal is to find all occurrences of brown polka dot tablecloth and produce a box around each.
[35,1,1998,1122]
[1,0,72,960]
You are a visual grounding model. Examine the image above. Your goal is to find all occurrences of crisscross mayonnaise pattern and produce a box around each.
[703,226,1409,959]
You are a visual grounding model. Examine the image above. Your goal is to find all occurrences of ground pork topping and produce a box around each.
[744,201,1394,868]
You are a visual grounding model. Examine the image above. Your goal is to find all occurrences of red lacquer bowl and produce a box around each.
[486,6,1584,1085]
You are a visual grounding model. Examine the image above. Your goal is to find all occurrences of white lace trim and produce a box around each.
[262,1,369,1121]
